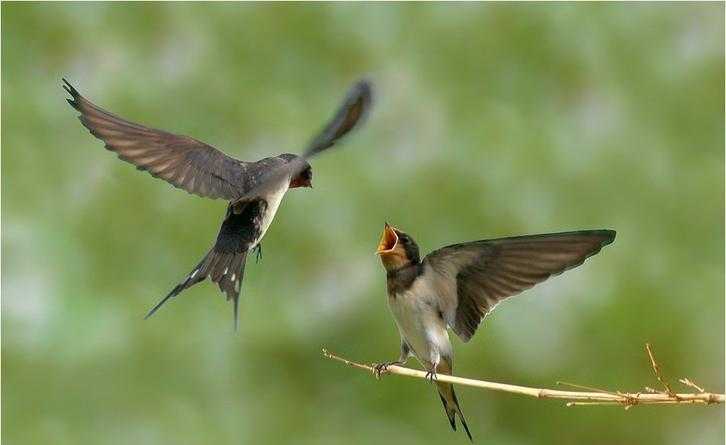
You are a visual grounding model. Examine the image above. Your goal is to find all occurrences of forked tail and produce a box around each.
[437,382,472,441]
[145,248,247,329]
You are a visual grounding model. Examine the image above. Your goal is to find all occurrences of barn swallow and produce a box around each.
[375,223,616,440]
[63,78,372,328]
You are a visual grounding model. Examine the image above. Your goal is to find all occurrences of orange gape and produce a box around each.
[376,223,409,270]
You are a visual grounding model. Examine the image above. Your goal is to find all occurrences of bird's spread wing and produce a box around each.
[303,79,373,158]
[231,79,374,204]
[424,230,616,342]
[63,79,249,200]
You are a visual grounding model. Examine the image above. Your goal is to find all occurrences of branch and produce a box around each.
[322,344,724,408]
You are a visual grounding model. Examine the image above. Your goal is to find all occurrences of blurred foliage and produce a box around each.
[2,3,724,444]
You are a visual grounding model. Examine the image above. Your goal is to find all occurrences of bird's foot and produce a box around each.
[253,244,263,263]
[372,361,400,379]
[425,369,438,383]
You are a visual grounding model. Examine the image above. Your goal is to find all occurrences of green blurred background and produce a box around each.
[2,3,724,444]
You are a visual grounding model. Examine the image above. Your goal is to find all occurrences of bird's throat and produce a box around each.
[380,252,411,272]
[386,262,423,295]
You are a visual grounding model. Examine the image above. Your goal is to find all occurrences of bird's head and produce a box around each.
[280,154,313,189]
[290,163,313,188]
[376,222,420,271]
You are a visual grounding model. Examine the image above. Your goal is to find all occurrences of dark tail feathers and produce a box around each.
[438,383,472,442]
[145,249,247,329]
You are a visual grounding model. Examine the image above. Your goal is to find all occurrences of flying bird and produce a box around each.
[63,78,373,328]
[374,223,616,440]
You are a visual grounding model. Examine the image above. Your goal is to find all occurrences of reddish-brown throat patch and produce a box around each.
[289,176,312,188]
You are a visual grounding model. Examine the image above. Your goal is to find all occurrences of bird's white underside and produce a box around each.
[255,182,290,248]
[388,269,453,369]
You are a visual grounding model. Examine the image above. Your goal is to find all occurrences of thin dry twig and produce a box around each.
[322,345,724,408]
[557,381,640,407]
[679,378,705,393]
[645,343,677,398]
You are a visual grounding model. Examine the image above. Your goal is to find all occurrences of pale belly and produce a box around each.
[254,184,289,247]
[389,284,451,367]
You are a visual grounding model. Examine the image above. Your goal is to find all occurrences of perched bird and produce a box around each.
[64,78,373,328]
[374,223,616,440]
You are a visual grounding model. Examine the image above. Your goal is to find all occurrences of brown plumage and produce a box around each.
[425,231,617,341]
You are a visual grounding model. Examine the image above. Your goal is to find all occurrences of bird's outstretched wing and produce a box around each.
[231,79,374,203]
[303,79,373,158]
[63,78,249,200]
[424,230,616,342]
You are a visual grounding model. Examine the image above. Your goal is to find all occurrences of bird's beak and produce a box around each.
[376,222,399,255]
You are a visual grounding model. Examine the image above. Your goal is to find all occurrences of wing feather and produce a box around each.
[64,78,247,200]
[65,78,374,204]
[303,79,373,158]
[229,79,375,206]
[424,230,616,342]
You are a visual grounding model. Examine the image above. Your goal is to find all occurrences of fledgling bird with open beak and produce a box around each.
[64,78,372,328]
[375,223,616,441]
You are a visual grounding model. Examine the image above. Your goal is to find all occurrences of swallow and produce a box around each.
[63,78,372,328]
[375,223,616,440]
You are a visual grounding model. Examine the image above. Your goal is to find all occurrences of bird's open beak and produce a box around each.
[376,222,399,255]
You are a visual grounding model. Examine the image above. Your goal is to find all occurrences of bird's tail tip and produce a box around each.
[144,282,186,320]
[460,413,473,442]
[232,295,240,333]
[439,385,473,441]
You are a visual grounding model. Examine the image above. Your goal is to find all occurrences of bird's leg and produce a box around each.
[253,244,263,263]
[424,368,438,383]
[373,342,411,379]
[372,359,407,379]
[425,357,440,383]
